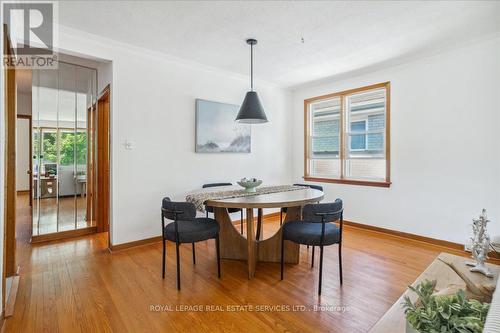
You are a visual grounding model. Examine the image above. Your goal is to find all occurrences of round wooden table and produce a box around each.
[206,188,324,279]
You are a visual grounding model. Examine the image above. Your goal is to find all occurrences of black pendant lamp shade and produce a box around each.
[236,91,267,124]
[236,39,268,124]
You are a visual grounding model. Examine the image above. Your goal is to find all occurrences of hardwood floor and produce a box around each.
[31,195,90,235]
[6,197,470,332]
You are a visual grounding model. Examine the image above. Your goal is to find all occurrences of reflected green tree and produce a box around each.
[39,131,87,166]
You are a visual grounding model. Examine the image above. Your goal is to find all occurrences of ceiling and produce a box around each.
[58,1,500,88]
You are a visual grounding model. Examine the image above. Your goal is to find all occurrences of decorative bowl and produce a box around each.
[237,178,262,193]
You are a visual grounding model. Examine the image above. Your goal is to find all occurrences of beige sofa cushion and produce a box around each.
[484,278,500,333]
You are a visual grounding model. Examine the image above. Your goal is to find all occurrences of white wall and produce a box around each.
[16,118,30,191]
[57,26,292,245]
[97,61,112,93]
[291,36,500,244]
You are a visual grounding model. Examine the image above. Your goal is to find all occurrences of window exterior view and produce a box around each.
[305,83,390,185]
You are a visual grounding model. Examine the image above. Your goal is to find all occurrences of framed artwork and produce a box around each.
[195,99,251,153]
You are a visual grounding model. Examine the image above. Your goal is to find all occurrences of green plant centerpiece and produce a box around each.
[403,279,490,333]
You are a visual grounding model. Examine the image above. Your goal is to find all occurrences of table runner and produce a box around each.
[186,185,307,212]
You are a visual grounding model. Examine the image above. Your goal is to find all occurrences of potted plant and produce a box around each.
[403,279,490,333]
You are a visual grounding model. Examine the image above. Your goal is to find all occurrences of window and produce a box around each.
[33,127,88,170]
[304,82,390,187]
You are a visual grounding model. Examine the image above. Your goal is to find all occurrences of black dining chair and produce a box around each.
[280,199,343,295]
[203,182,244,234]
[280,184,324,225]
[161,197,221,290]
[281,184,324,254]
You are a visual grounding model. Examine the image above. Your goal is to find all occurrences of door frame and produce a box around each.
[16,115,32,206]
[96,85,111,247]
[3,24,17,317]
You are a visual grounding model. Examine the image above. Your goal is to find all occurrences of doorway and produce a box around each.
[2,43,113,319]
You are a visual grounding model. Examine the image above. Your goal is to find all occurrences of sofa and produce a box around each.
[484,277,500,332]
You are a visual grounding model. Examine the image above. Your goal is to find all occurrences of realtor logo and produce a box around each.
[2,1,58,68]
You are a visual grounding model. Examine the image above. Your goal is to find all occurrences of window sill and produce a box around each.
[303,176,391,188]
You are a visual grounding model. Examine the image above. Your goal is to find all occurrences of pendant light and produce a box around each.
[235,38,268,124]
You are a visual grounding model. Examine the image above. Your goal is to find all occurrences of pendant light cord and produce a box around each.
[250,43,254,91]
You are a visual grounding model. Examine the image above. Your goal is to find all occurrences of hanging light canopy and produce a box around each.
[236,38,268,124]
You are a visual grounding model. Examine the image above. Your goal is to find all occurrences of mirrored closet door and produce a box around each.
[32,62,97,236]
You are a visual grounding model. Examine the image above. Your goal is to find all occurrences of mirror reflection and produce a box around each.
[31,63,97,236]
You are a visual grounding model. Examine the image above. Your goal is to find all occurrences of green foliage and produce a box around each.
[37,131,87,165]
[42,132,57,163]
[59,132,87,165]
[403,279,490,333]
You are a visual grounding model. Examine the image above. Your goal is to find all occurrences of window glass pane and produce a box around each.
[367,113,385,154]
[350,120,366,150]
[309,159,340,178]
[345,159,386,180]
[350,134,366,150]
[350,121,366,132]
[311,98,340,134]
[345,88,386,180]
[308,97,341,176]
[311,134,339,157]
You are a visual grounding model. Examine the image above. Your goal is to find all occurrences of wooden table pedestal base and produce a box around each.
[214,206,301,279]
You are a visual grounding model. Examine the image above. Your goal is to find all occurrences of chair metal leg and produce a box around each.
[215,235,221,278]
[240,210,244,235]
[311,245,315,268]
[192,242,196,265]
[175,242,181,290]
[318,245,324,295]
[339,242,343,285]
[206,211,209,218]
[280,236,285,280]
[162,238,166,279]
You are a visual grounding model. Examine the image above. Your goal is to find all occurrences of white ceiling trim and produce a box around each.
[58,24,283,91]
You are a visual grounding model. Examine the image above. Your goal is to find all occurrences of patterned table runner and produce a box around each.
[186,185,307,212]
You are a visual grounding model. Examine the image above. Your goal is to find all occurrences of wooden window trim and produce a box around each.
[303,82,391,188]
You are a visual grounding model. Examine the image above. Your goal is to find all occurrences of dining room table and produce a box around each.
[187,185,324,279]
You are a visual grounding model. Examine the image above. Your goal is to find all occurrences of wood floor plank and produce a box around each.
[6,193,463,332]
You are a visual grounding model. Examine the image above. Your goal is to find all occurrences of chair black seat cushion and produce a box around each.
[164,218,220,243]
[283,221,340,246]
[205,206,241,214]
